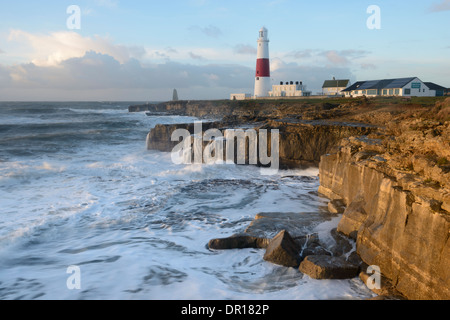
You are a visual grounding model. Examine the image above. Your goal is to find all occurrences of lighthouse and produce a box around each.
[254,27,271,98]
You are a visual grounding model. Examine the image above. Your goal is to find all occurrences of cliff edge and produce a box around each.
[319,98,450,299]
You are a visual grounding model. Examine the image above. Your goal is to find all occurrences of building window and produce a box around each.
[354,91,358,94]
[404,89,411,95]
[389,89,393,95]
[394,89,399,95]
[362,90,366,94]
[256,77,259,81]
[367,89,377,95]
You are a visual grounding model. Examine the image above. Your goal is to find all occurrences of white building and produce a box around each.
[342,77,437,97]
[269,81,312,97]
[322,78,351,96]
[230,93,252,101]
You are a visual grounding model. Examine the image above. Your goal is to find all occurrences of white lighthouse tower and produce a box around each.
[254,27,271,98]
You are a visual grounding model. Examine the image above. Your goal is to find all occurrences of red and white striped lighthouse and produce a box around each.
[254,27,271,98]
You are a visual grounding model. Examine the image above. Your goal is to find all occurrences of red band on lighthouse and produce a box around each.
[256,59,270,77]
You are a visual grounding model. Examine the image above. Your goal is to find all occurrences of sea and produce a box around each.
[0,102,375,300]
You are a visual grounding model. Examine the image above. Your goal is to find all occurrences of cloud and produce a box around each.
[270,57,355,94]
[285,49,369,66]
[7,30,145,66]
[0,49,4,54]
[323,50,349,66]
[189,52,206,60]
[360,63,377,70]
[189,25,223,38]
[321,50,369,66]
[0,51,254,100]
[287,50,315,59]
[429,0,450,12]
[233,44,257,55]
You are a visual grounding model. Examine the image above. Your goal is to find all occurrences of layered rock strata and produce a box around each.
[319,127,450,300]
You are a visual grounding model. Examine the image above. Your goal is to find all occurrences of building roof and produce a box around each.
[322,79,350,88]
[424,82,447,91]
[342,77,417,92]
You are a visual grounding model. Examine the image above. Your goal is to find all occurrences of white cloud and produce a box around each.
[7,30,144,67]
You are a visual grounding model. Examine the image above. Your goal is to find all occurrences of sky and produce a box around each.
[0,0,449,101]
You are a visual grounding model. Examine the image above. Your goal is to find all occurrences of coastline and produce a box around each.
[134,96,450,300]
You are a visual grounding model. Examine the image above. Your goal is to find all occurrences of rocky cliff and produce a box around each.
[141,99,377,167]
[319,98,450,299]
[135,96,450,300]
[146,119,375,168]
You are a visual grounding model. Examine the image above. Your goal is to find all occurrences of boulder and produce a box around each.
[299,255,359,279]
[245,212,331,239]
[328,228,355,257]
[294,233,331,260]
[208,234,269,250]
[263,230,301,268]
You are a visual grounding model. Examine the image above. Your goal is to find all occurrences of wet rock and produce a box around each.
[245,212,332,239]
[208,234,269,250]
[327,199,346,214]
[294,233,331,260]
[298,255,359,280]
[263,230,301,268]
[337,196,367,240]
[328,228,355,257]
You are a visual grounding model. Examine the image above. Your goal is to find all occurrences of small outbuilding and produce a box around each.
[322,78,351,96]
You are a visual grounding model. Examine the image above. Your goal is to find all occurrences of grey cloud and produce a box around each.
[287,50,316,59]
[287,49,370,66]
[0,51,254,100]
[429,0,450,12]
[321,50,370,66]
[189,52,206,60]
[189,25,223,38]
[234,44,257,55]
[360,63,377,70]
[271,61,354,94]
